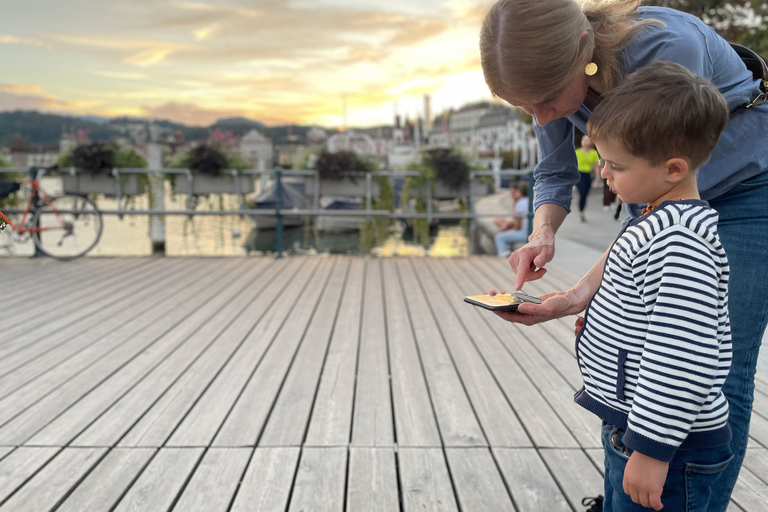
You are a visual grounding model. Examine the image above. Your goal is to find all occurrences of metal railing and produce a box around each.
[0,166,535,257]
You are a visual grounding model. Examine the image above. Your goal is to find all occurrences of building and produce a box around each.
[239,129,274,170]
[448,101,494,149]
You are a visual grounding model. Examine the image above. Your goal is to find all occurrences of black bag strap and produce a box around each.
[729,43,768,116]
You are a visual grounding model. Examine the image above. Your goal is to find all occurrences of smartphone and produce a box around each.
[464,292,543,312]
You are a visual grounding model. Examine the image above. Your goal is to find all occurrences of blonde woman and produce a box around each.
[480,1,768,511]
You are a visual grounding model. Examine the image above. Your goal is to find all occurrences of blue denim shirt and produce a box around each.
[533,7,768,218]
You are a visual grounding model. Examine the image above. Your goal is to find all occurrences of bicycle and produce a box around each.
[0,168,103,259]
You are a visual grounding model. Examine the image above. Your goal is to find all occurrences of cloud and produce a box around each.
[93,71,149,80]
[1,84,43,93]
[123,48,178,66]
[0,35,45,47]
[193,24,220,41]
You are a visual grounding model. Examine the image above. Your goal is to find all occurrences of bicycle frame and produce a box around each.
[0,179,67,235]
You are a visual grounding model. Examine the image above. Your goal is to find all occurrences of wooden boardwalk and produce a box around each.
[0,256,767,512]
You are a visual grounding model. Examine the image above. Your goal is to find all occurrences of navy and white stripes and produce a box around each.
[574,200,732,462]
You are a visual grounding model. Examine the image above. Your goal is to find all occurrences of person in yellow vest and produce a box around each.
[575,135,600,222]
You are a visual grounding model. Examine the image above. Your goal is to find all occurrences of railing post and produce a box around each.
[275,168,284,259]
[113,167,124,220]
[29,166,42,258]
[185,169,194,220]
[527,169,535,239]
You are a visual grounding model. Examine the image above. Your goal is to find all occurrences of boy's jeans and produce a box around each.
[601,423,733,512]
[707,167,768,512]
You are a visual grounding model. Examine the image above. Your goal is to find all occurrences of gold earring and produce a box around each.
[585,62,598,76]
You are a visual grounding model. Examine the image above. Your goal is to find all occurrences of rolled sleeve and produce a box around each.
[532,118,580,212]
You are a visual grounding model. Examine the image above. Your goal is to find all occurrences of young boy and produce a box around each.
[576,61,732,511]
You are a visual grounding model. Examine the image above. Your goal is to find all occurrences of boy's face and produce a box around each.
[594,138,672,206]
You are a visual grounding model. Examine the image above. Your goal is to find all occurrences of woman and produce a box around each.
[480,1,768,510]
[493,180,530,257]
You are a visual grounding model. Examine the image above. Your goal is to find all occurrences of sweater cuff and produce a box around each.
[622,428,679,463]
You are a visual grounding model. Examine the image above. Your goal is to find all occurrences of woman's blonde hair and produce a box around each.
[480,0,662,102]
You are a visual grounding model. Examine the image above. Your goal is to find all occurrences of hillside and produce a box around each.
[0,111,326,148]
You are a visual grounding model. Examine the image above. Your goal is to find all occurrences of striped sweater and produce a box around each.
[574,200,732,462]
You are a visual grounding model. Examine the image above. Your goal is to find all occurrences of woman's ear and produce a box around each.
[665,157,689,183]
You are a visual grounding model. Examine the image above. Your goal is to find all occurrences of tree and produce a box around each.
[646,0,768,54]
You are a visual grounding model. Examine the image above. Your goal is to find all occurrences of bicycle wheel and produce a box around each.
[32,194,103,259]
[0,212,19,250]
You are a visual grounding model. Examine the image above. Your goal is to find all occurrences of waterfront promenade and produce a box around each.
[1,195,767,511]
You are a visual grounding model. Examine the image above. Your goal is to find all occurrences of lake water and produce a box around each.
[1,177,469,258]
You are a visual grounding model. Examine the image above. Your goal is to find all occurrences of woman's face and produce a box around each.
[499,72,590,126]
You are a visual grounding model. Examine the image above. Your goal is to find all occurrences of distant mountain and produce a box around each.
[0,110,332,149]
[214,117,266,129]
[79,115,111,125]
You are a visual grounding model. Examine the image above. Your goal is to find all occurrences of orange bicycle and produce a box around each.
[0,169,103,259]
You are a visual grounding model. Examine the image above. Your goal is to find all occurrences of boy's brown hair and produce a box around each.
[587,61,728,170]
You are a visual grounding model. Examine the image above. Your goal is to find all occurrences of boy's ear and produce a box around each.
[665,157,689,183]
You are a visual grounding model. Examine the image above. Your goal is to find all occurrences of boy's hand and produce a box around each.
[623,451,668,510]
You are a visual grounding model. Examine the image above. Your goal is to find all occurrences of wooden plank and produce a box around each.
[112,448,204,512]
[0,447,11,462]
[1,258,117,303]
[115,258,303,448]
[455,258,601,448]
[0,258,243,439]
[0,447,60,504]
[0,258,179,349]
[1,259,267,446]
[474,258,584,389]
[747,412,768,449]
[444,447,515,511]
[744,448,768,484]
[398,448,459,512]
[71,258,289,447]
[260,259,353,447]
[381,260,441,448]
[213,258,337,447]
[412,258,530,447]
[493,447,572,512]
[288,447,347,512]
[56,448,156,512]
[0,260,183,370]
[351,259,395,447]
[304,258,365,446]
[172,448,252,512]
[394,259,486,447]
[0,447,106,512]
[347,448,399,512]
[732,466,768,512]
[230,447,300,512]
[166,258,313,447]
[435,258,580,449]
[540,448,604,511]
[1,259,145,324]
[0,258,205,394]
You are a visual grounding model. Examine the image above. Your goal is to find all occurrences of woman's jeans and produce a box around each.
[705,167,768,512]
[495,228,528,256]
[576,172,593,212]
[602,423,733,512]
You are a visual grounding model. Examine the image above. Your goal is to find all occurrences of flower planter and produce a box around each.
[62,174,146,196]
[173,174,255,195]
[305,177,381,198]
[413,180,492,200]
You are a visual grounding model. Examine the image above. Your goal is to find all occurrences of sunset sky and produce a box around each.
[0,0,500,128]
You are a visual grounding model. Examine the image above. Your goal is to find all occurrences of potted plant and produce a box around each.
[172,130,254,195]
[308,149,380,197]
[401,148,491,245]
[59,143,147,196]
